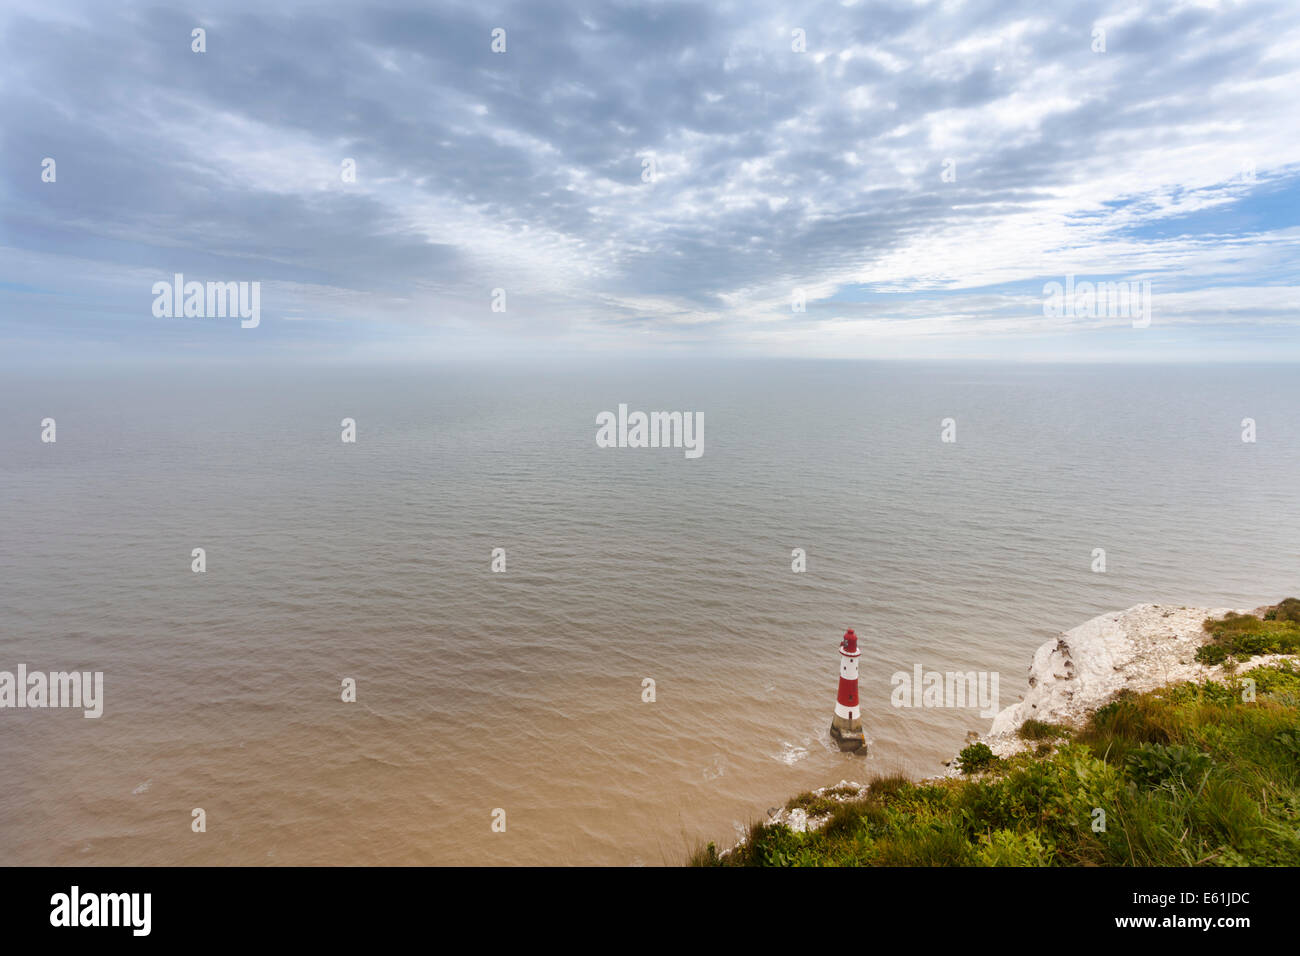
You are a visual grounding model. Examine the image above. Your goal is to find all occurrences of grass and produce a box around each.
[692,610,1300,866]
[785,784,861,816]
[1195,606,1300,665]
[1018,719,1070,742]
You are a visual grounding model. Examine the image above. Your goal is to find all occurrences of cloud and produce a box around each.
[1,0,1298,361]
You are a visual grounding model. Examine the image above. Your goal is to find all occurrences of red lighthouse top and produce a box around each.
[841,629,858,652]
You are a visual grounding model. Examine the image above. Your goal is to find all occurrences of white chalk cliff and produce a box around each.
[974,602,1294,760]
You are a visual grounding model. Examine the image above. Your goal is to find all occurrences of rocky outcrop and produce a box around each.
[962,602,1292,764]
[991,605,1233,734]
[723,780,869,851]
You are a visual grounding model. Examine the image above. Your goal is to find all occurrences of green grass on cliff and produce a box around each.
[692,656,1300,867]
[1195,606,1300,665]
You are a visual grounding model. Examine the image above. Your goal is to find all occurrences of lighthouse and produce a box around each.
[830,628,867,752]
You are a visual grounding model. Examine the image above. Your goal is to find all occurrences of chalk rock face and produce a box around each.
[760,781,865,834]
[987,604,1237,738]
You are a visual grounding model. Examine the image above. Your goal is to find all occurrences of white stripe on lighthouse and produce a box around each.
[840,657,859,679]
[835,702,861,720]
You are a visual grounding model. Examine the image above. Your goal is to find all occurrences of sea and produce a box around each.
[1,359,1296,865]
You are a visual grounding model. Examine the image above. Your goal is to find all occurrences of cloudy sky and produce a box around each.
[1,0,1297,363]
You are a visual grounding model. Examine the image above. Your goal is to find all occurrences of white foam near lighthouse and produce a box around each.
[830,628,867,752]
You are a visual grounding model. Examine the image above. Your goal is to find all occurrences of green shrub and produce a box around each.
[1159,680,1235,706]
[957,742,998,775]
[1264,598,1300,623]
[975,829,1052,866]
[1196,643,1230,665]
[1125,743,1212,790]
[1273,729,1300,759]
[1198,609,1300,663]
[1245,660,1300,697]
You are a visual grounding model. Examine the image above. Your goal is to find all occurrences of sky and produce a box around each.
[1,0,1297,364]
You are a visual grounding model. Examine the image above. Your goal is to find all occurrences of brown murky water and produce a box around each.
[2,360,1296,864]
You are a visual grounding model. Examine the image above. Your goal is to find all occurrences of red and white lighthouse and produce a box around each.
[830,628,867,752]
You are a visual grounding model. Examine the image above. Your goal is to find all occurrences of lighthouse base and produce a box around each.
[830,714,867,753]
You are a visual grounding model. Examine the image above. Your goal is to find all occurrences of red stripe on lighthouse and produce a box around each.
[837,677,858,707]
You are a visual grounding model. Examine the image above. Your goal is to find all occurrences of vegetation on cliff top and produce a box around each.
[1195,605,1300,665]
[694,606,1300,867]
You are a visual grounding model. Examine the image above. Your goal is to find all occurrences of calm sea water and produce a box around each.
[1,360,1297,865]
